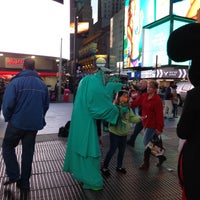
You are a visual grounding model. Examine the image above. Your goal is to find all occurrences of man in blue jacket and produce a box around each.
[2,58,50,192]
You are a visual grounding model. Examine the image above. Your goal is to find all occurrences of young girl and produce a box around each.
[101,90,141,176]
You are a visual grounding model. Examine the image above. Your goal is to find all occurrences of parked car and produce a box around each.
[176,81,194,103]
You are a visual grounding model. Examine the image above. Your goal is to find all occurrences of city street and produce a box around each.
[0,102,182,200]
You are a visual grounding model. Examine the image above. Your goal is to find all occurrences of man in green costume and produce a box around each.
[63,67,119,190]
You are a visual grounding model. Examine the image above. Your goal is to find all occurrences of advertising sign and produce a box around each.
[0,0,70,59]
[123,0,197,68]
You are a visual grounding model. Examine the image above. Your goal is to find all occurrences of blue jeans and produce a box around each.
[2,122,37,189]
[143,128,156,146]
[103,132,127,169]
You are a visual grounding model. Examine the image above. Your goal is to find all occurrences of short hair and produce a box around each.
[23,58,35,70]
[114,90,129,105]
[149,80,159,89]
[118,90,128,98]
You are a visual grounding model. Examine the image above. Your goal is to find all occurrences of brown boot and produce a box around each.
[156,155,167,167]
[139,147,151,170]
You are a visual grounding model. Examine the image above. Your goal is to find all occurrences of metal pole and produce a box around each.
[73,15,78,102]
[58,38,62,101]
[155,55,158,80]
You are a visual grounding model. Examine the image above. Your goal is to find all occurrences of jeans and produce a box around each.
[2,122,37,189]
[143,128,156,146]
[129,121,143,145]
[103,132,127,169]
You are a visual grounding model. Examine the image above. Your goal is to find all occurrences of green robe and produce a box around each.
[63,70,119,189]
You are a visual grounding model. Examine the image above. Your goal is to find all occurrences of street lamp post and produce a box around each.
[117,61,123,76]
[155,55,158,80]
[73,15,78,102]
[58,38,62,101]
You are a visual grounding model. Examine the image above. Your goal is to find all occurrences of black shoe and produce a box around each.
[156,156,167,167]
[16,179,30,192]
[3,178,19,186]
[101,168,111,177]
[116,167,127,174]
[127,140,134,147]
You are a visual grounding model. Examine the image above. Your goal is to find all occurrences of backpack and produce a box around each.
[58,121,70,137]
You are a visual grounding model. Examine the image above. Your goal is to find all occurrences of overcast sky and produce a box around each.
[91,0,98,23]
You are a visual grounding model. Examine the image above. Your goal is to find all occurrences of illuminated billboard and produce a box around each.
[0,0,70,59]
[173,0,200,20]
[123,0,170,68]
[142,15,195,68]
[143,20,170,68]
[124,0,142,68]
[70,22,89,35]
[123,0,198,68]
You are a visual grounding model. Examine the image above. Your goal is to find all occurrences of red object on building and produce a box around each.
[63,89,70,102]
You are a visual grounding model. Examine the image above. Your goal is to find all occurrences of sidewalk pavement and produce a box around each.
[0,103,182,200]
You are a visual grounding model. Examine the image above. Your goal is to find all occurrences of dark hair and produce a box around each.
[23,58,35,70]
[115,90,128,105]
[118,90,128,97]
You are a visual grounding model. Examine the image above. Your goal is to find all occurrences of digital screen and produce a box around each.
[0,0,70,59]
[70,22,89,34]
[156,0,170,20]
[143,18,192,67]
[143,21,170,67]
[173,0,200,20]
[123,0,170,68]
[124,0,142,68]
[123,0,195,68]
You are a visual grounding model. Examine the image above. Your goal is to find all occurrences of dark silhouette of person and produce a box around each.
[167,22,200,200]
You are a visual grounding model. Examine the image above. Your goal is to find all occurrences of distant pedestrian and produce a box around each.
[63,66,119,190]
[127,79,147,147]
[163,82,174,119]
[171,84,179,118]
[2,58,50,192]
[130,80,165,170]
[101,90,141,176]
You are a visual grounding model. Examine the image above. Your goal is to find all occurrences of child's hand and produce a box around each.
[141,115,147,120]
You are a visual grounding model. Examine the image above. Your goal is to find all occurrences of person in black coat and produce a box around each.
[167,23,200,200]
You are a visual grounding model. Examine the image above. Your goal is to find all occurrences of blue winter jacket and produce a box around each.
[2,70,50,130]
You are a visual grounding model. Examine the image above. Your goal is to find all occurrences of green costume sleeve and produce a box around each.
[105,82,123,101]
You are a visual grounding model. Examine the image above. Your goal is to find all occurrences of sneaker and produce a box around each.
[101,168,111,177]
[116,167,127,174]
[156,156,167,167]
